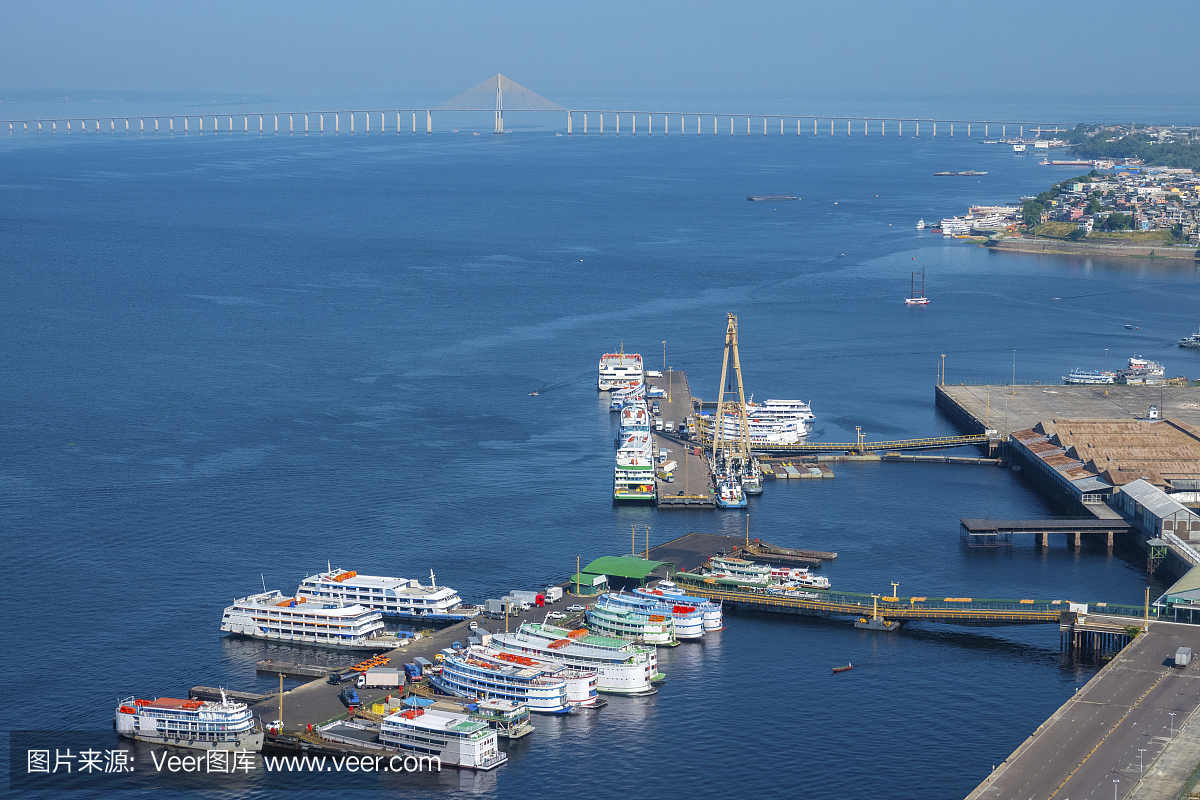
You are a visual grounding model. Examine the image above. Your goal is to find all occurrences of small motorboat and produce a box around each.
[832,663,853,674]
[529,391,539,396]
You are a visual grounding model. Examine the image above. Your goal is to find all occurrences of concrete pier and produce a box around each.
[648,369,716,508]
[936,384,1200,441]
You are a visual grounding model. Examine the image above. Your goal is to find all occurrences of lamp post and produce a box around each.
[662,341,667,375]
[1138,747,1146,777]
[940,354,946,386]
[1012,349,1016,394]
[1170,711,1177,738]
[1113,778,1119,800]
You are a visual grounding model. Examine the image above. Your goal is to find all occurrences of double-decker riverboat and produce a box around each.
[115,690,263,752]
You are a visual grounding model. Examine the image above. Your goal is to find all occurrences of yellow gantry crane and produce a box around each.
[711,313,753,472]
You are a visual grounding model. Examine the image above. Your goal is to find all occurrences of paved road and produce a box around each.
[967,621,1200,800]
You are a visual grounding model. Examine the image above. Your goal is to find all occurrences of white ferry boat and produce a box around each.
[378,707,506,770]
[617,405,651,442]
[708,555,771,584]
[489,623,660,695]
[614,453,656,503]
[617,431,653,455]
[1120,356,1165,385]
[601,592,705,639]
[703,413,809,445]
[431,648,573,714]
[1063,368,1117,385]
[638,582,724,630]
[598,349,644,391]
[916,218,925,229]
[220,590,386,649]
[769,566,831,590]
[588,596,676,644]
[296,568,479,623]
[1179,330,1200,349]
[115,691,263,752]
[481,648,600,707]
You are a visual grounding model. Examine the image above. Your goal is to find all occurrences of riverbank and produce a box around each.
[986,236,1200,260]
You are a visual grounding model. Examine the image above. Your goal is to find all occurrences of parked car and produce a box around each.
[469,621,479,630]
[546,611,567,620]
[566,604,585,612]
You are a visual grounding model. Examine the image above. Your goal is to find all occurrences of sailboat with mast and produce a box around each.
[904,267,929,306]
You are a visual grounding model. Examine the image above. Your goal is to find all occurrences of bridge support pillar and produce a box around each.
[1073,531,1081,548]
[1038,531,1048,548]
[1107,531,1114,551]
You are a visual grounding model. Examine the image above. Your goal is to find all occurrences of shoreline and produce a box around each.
[985,236,1199,260]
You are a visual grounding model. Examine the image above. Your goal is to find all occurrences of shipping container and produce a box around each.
[1177,647,1192,668]
[364,668,403,688]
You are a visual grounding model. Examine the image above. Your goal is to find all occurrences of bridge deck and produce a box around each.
[672,575,1149,624]
[700,432,991,455]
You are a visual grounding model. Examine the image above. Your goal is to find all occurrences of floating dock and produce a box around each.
[190,686,273,703]
[256,660,335,679]
[763,461,835,479]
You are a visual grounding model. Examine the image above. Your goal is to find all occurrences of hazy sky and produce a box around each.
[1,0,1197,99]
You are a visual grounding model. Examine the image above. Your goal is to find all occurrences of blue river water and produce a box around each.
[3,121,1200,798]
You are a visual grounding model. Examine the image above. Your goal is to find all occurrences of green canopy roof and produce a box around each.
[1164,564,1200,600]
[582,556,666,580]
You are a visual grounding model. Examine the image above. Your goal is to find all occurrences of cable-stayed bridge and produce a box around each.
[2,74,1073,138]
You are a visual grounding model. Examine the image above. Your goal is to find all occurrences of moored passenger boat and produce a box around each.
[482,649,600,707]
[1062,368,1117,385]
[220,590,386,649]
[707,555,771,584]
[638,582,724,630]
[431,647,573,714]
[588,595,677,644]
[614,453,657,503]
[490,622,661,694]
[598,349,644,391]
[377,707,507,770]
[115,690,263,752]
[600,591,705,639]
[296,568,479,622]
[769,565,831,590]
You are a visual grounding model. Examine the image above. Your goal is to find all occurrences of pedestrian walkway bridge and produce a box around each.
[697,431,992,455]
[671,573,1150,625]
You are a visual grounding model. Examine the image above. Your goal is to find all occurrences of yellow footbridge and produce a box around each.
[672,574,1151,625]
[693,423,992,455]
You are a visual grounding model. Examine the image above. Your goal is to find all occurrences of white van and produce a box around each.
[665,420,675,432]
